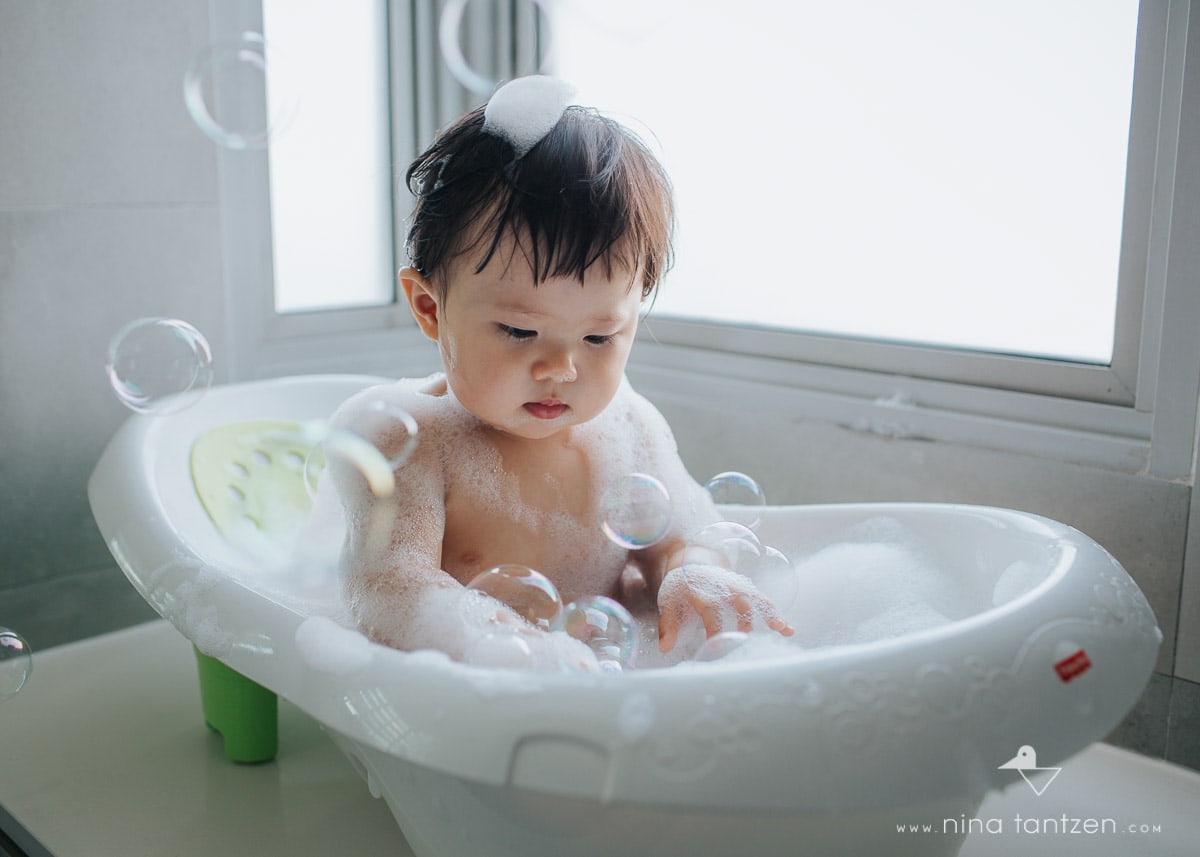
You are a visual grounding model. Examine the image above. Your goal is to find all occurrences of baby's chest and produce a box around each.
[439,451,626,597]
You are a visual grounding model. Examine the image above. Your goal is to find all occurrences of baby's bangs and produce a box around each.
[479,108,674,294]
[406,105,673,296]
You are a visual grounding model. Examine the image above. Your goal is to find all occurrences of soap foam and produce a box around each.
[482,75,576,157]
[782,519,974,649]
[295,616,374,674]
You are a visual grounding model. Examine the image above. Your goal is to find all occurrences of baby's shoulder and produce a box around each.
[604,378,674,436]
[331,374,458,430]
[328,374,482,469]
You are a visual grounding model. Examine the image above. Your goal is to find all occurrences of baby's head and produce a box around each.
[400,79,675,439]
[404,78,674,301]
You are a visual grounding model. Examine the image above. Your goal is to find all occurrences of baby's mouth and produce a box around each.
[524,399,568,420]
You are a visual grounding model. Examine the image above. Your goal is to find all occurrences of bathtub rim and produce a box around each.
[86,373,1163,812]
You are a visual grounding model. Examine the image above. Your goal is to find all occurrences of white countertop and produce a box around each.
[2,620,1197,857]
[0,621,411,857]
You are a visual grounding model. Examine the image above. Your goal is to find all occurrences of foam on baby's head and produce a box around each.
[482,75,577,158]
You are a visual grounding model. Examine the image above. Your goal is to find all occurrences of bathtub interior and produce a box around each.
[104,373,1076,643]
[87,374,1162,822]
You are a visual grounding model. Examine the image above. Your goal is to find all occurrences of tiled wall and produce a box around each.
[0,0,227,645]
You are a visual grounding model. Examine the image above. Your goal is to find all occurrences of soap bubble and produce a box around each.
[683,521,763,577]
[753,546,800,611]
[552,595,635,671]
[467,565,563,630]
[600,472,672,550]
[694,631,749,662]
[301,402,419,499]
[106,317,213,414]
[0,628,32,700]
[184,31,298,149]
[682,523,798,615]
[439,0,554,95]
[704,471,766,528]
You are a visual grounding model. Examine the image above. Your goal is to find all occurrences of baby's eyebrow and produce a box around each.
[492,303,627,327]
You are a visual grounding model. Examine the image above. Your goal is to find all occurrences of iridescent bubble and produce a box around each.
[0,628,32,700]
[600,472,672,550]
[552,595,635,671]
[301,402,419,499]
[439,0,554,95]
[694,631,749,662]
[753,546,800,611]
[466,565,563,630]
[184,31,298,150]
[106,318,213,415]
[347,400,420,471]
[705,471,766,528]
[683,521,763,577]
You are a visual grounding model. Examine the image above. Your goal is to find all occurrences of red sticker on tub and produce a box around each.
[1054,648,1092,682]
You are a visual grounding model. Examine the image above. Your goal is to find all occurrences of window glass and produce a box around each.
[263,0,395,313]
[549,0,1139,364]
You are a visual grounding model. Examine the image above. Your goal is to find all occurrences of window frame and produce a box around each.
[216,0,436,381]
[621,0,1200,480]
[219,0,1200,481]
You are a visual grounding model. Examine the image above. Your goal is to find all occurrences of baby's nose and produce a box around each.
[533,348,577,383]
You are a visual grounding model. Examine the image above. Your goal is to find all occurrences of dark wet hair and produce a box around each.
[404,104,674,298]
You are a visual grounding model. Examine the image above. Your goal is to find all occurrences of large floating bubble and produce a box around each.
[600,472,672,550]
[553,595,635,672]
[106,317,213,415]
[683,521,763,577]
[704,471,766,529]
[467,565,563,631]
[755,545,800,611]
[438,0,553,95]
[682,522,800,616]
[0,628,32,700]
[184,31,298,150]
[301,401,419,499]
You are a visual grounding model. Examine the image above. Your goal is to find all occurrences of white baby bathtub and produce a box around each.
[87,374,1162,857]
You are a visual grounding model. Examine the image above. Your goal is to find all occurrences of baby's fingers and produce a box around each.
[744,589,795,638]
[732,592,755,633]
[768,615,796,637]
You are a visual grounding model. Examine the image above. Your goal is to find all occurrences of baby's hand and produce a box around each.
[657,563,795,652]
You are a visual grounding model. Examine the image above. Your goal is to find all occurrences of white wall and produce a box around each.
[0,0,229,639]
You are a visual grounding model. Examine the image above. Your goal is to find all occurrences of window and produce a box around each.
[552,1,1139,367]
[547,0,1156,401]
[262,0,395,313]
[220,0,1200,479]
[214,0,428,379]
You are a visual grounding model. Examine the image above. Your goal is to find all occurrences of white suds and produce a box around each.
[483,75,576,157]
[295,616,374,674]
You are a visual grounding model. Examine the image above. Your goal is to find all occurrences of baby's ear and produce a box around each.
[400,268,441,341]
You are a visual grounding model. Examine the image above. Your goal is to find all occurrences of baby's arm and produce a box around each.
[332,388,597,670]
[619,388,794,651]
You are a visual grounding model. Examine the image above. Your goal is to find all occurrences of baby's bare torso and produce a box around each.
[395,375,646,603]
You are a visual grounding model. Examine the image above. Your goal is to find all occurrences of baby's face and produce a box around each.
[426,244,643,441]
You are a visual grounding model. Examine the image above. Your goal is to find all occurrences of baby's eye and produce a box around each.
[585,334,615,345]
[498,324,536,340]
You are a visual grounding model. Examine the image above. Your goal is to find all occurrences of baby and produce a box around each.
[331,77,793,670]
